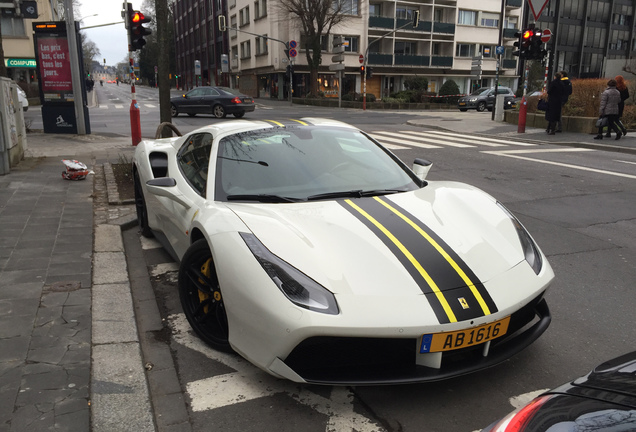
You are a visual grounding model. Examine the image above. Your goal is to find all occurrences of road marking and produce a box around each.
[616,160,636,165]
[509,389,549,408]
[424,131,536,147]
[483,148,636,179]
[145,104,157,108]
[168,313,384,431]
[369,133,440,149]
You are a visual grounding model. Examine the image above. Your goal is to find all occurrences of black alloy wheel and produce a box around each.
[170,104,179,117]
[133,170,153,238]
[476,101,487,112]
[178,239,231,352]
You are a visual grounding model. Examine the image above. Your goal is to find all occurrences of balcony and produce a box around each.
[367,53,394,65]
[395,54,430,66]
[433,22,455,34]
[369,16,394,29]
[431,56,453,67]
[502,59,517,69]
[506,0,522,7]
[503,28,519,39]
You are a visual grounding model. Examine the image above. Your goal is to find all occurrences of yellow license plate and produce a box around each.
[420,316,510,353]
[458,102,466,106]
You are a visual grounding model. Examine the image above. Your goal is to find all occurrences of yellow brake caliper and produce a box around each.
[198,258,220,313]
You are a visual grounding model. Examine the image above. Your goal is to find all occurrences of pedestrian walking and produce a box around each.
[556,71,572,132]
[595,79,622,140]
[546,72,564,135]
[610,75,629,137]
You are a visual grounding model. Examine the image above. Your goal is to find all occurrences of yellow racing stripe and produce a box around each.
[345,199,458,323]
[373,196,492,315]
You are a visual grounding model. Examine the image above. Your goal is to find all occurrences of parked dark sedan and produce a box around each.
[170,86,255,118]
[482,351,636,432]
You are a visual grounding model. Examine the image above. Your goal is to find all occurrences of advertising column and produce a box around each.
[32,22,90,134]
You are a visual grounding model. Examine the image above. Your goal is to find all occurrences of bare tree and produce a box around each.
[276,0,351,96]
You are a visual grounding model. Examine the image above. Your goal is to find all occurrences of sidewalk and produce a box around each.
[0,109,633,432]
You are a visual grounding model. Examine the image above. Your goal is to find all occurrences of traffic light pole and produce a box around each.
[63,0,87,135]
[125,2,142,145]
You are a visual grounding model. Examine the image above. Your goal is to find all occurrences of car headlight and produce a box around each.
[469,97,478,102]
[497,202,543,275]
[240,233,339,315]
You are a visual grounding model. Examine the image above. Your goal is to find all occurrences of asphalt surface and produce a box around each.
[0,94,634,432]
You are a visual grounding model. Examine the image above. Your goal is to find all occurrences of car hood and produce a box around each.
[226,183,526,298]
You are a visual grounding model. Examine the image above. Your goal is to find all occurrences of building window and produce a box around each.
[229,0,236,8]
[240,41,251,59]
[230,15,237,38]
[396,8,415,21]
[369,4,381,17]
[395,41,416,55]
[0,17,26,37]
[255,35,268,55]
[504,16,518,29]
[239,6,250,26]
[300,34,328,51]
[480,12,499,28]
[455,43,475,57]
[254,0,267,19]
[481,45,494,57]
[343,36,359,52]
[457,10,477,26]
[334,0,358,15]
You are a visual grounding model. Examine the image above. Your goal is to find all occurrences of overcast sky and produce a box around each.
[79,1,145,66]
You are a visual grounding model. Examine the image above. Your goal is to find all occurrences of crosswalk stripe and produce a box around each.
[114,104,124,109]
[400,131,505,147]
[426,131,536,146]
[145,104,156,108]
[372,131,472,148]
[368,133,441,149]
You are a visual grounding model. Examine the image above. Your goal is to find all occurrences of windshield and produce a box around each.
[214,126,420,201]
[470,88,491,96]
[217,86,242,96]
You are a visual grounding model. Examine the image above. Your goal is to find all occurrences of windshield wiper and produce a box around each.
[218,156,269,166]
[226,194,299,203]
[306,189,406,201]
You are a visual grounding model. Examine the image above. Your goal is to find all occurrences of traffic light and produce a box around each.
[529,29,546,60]
[127,3,152,51]
[366,67,373,78]
[513,28,533,58]
[360,65,365,76]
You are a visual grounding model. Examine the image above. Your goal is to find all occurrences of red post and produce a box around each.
[129,56,142,146]
[517,95,527,133]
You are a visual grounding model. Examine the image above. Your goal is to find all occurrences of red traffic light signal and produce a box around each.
[127,3,152,51]
[360,65,365,75]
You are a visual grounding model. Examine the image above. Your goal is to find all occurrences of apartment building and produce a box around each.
[533,0,636,79]
[173,0,525,98]
[1,0,59,85]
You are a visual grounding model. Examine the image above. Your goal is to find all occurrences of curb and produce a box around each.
[104,162,136,206]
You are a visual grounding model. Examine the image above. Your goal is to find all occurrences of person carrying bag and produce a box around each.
[595,79,622,140]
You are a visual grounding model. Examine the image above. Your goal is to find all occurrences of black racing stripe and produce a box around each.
[340,197,498,324]
[340,199,452,324]
[376,197,499,317]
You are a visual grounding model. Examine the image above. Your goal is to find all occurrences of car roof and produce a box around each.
[181,118,358,137]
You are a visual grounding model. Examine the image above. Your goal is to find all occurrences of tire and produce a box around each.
[187,113,196,117]
[459,109,468,112]
[170,104,179,117]
[133,170,153,238]
[212,104,226,118]
[233,112,245,118]
[179,239,231,352]
[476,101,486,112]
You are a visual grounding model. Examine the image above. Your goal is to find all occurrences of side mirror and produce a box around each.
[146,177,193,209]
[412,158,432,181]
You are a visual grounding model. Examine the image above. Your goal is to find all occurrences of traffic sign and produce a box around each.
[289,48,297,58]
[495,45,504,55]
[528,0,550,21]
[541,28,552,43]
[359,54,364,64]
[289,40,297,49]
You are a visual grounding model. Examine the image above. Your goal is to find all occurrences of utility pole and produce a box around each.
[156,0,171,131]
[63,0,87,134]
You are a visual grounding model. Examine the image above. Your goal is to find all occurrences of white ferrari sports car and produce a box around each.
[132,118,554,385]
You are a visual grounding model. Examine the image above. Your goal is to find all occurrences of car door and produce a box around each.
[181,89,204,114]
[153,132,213,258]
[202,88,222,114]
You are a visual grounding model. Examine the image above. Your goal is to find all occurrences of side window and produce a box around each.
[177,133,214,196]
[210,88,220,96]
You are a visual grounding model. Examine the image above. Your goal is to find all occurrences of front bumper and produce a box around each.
[278,295,550,385]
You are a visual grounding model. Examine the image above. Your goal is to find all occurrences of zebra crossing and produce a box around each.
[370,130,537,150]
